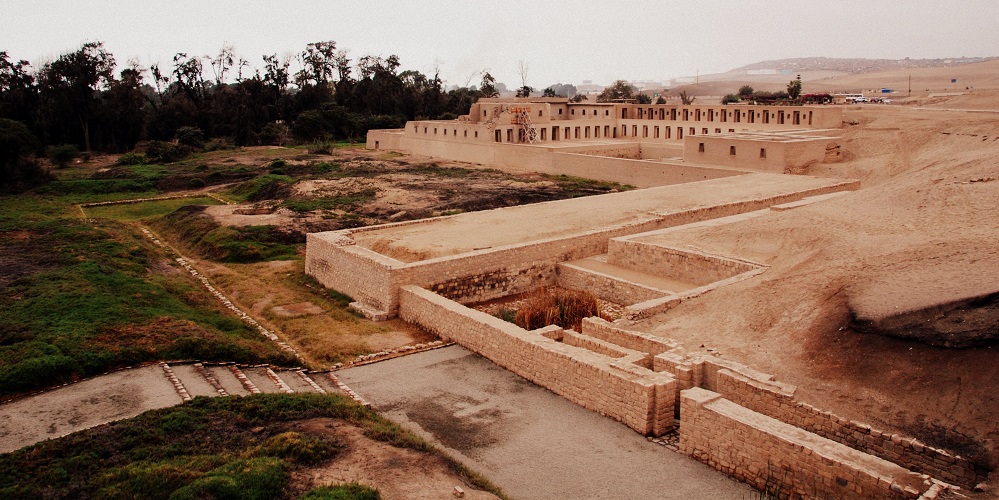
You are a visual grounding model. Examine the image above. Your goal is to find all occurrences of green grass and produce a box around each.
[541,173,635,196]
[0,393,505,499]
[83,196,222,221]
[0,195,297,394]
[282,188,377,213]
[153,206,300,263]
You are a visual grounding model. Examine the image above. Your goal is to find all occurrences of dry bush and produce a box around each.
[514,287,602,332]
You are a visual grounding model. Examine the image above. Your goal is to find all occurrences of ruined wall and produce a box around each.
[555,261,668,305]
[305,233,399,313]
[398,285,675,435]
[607,240,760,287]
[713,367,987,488]
[680,388,930,500]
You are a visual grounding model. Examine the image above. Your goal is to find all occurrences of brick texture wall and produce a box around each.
[680,388,931,499]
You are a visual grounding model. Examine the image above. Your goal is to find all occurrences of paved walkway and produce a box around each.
[338,345,754,500]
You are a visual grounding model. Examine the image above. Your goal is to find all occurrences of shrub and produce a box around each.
[307,142,333,155]
[116,152,147,165]
[258,122,290,146]
[514,287,602,331]
[204,137,235,151]
[722,94,741,104]
[46,144,79,168]
[175,126,206,149]
[145,140,193,163]
[188,178,206,188]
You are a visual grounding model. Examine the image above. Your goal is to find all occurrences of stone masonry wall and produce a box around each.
[608,240,759,287]
[714,367,987,488]
[398,285,675,435]
[555,262,668,306]
[680,388,930,499]
[305,234,399,313]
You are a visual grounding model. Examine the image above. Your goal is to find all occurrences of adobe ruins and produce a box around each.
[305,98,987,498]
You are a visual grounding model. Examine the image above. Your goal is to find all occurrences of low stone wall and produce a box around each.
[398,285,675,435]
[608,240,760,287]
[680,388,932,499]
[556,261,668,305]
[714,367,987,488]
[305,233,400,314]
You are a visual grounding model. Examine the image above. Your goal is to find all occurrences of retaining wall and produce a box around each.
[398,285,675,435]
[714,367,987,488]
[680,388,931,499]
[556,262,669,306]
[607,240,760,287]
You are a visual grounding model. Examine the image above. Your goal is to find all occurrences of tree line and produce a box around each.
[0,40,506,155]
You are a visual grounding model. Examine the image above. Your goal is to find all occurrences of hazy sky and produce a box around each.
[6,0,999,87]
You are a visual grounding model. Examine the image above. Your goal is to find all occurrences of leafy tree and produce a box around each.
[0,52,37,124]
[738,85,754,98]
[295,41,338,86]
[36,41,116,151]
[542,87,562,98]
[0,118,49,192]
[635,93,652,104]
[679,90,695,105]
[479,72,499,98]
[596,80,637,102]
[515,86,534,98]
[787,76,802,100]
[722,93,740,104]
[46,144,78,168]
[655,96,666,104]
[569,94,588,103]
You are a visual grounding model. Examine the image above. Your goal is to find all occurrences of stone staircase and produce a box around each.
[158,361,365,404]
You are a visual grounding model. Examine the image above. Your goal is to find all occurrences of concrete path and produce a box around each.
[0,363,344,454]
[338,345,754,500]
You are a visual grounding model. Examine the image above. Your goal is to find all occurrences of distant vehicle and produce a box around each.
[852,96,869,103]
[834,93,866,104]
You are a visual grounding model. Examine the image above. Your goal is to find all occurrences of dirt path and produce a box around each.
[0,365,180,453]
[338,345,754,499]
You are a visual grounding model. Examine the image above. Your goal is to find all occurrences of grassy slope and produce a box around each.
[0,393,504,499]
[0,172,297,395]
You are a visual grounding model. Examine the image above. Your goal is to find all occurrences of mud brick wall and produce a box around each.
[580,317,677,356]
[398,285,675,435]
[556,262,668,305]
[305,234,399,313]
[550,153,739,189]
[714,367,987,488]
[680,388,929,500]
[607,241,758,287]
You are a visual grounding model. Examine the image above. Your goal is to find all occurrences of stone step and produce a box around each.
[207,365,252,396]
[193,363,228,397]
[264,368,295,394]
[309,371,347,395]
[169,364,221,398]
[228,365,261,394]
[240,366,287,394]
[160,363,192,402]
[276,369,320,393]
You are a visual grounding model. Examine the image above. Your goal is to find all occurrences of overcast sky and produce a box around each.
[6,0,999,88]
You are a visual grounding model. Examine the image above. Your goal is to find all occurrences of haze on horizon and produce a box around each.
[6,0,999,88]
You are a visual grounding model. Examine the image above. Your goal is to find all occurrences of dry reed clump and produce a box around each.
[514,287,603,332]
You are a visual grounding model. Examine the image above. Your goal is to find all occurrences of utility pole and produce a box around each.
[908,73,911,97]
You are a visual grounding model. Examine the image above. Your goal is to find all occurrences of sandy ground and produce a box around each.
[0,365,181,453]
[627,104,999,470]
[339,345,753,499]
[297,420,498,499]
[349,172,852,262]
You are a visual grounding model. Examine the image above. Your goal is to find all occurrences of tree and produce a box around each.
[542,87,561,98]
[569,94,588,103]
[738,85,754,98]
[479,72,499,98]
[635,93,652,104]
[0,118,49,192]
[36,41,116,151]
[679,90,695,105]
[515,86,534,98]
[787,76,802,101]
[655,96,666,104]
[296,41,338,86]
[0,52,37,124]
[596,80,637,102]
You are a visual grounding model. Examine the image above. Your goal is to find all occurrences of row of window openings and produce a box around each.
[697,142,768,158]
[486,125,742,142]
[479,107,812,126]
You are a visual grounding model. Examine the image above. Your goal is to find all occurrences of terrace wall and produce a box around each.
[680,388,931,499]
[607,241,760,287]
[398,285,675,435]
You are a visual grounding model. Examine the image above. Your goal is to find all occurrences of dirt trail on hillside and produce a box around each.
[631,106,999,472]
